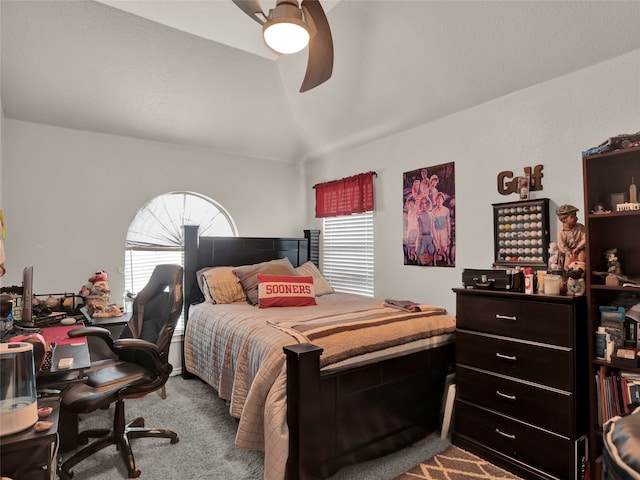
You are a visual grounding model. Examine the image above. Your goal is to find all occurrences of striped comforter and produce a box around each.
[184,292,455,480]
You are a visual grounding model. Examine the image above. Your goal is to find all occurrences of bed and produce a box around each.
[182,226,456,480]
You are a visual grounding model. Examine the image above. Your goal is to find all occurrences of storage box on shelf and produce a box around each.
[583,146,640,474]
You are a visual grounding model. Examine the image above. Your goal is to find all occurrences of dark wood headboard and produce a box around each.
[182,225,320,322]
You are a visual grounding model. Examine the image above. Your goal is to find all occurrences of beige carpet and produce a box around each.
[393,445,523,480]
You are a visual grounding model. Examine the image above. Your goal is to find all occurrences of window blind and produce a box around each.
[124,248,185,329]
[322,212,374,296]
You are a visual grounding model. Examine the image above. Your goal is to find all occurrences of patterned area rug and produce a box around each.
[392,445,522,480]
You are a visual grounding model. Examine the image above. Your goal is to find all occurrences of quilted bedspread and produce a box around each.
[184,293,455,480]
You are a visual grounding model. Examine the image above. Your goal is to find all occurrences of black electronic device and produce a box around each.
[79,306,94,325]
[21,266,33,324]
[462,268,512,290]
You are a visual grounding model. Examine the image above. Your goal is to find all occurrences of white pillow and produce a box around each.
[295,261,334,296]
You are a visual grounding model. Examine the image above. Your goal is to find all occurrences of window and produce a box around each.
[125,192,236,330]
[322,212,374,296]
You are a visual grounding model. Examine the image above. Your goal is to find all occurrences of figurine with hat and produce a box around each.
[556,204,586,270]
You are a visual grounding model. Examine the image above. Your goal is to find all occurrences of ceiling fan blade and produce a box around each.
[300,0,333,92]
[233,0,267,24]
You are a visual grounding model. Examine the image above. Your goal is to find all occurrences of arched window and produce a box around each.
[124,192,236,328]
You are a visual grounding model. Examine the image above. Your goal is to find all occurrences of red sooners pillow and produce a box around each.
[257,274,316,308]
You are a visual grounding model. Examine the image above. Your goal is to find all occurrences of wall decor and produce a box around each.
[497,164,544,195]
[493,198,550,269]
[403,162,455,267]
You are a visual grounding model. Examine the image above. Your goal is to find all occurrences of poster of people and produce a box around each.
[403,162,456,267]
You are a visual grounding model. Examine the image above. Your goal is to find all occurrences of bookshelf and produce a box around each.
[583,146,640,475]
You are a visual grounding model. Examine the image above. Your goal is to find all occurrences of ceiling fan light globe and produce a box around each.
[263,19,310,54]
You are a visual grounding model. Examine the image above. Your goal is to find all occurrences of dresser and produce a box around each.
[452,288,588,480]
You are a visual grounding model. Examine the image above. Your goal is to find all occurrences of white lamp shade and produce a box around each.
[263,20,310,54]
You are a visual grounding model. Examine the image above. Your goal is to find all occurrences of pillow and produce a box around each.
[257,274,316,308]
[233,258,298,305]
[295,261,334,296]
[201,266,246,304]
[196,267,214,302]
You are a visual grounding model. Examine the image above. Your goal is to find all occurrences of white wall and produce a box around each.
[1,121,306,300]
[2,50,638,318]
[305,49,640,315]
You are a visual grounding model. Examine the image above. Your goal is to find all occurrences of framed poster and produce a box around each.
[403,162,455,267]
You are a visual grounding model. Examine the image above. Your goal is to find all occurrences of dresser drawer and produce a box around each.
[456,331,572,391]
[456,295,572,346]
[455,400,573,480]
[456,365,573,435]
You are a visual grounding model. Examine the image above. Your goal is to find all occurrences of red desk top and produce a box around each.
[40,323,86,346]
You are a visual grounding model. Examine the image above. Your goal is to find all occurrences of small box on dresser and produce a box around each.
[452,288,588,480]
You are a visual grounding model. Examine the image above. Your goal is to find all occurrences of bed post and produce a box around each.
[284,343,324,480]
[182,225,199,379]
[303,230,320,268]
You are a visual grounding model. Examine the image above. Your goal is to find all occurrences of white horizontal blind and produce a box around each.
[124,192,237,333]
[322,212,374,296]
[124,249,183,297]
[124,249,185,328]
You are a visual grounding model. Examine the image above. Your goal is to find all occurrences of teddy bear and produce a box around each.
[80,269,122,318]
[566,260,586,297]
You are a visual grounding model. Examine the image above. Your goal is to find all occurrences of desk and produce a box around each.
[1,397,60,480]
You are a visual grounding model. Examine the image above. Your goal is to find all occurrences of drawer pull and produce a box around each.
[495,352,517,362]
[496,390,517,401]
[495,314,517,322]
[495,428,516,440]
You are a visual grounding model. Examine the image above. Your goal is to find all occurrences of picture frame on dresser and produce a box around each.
[492,198,550,269]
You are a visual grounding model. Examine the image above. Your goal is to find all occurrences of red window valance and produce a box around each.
[314,171,375,218]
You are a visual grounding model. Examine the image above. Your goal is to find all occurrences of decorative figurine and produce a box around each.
[605,248,622,276]
[555,204,586,270]
[566,260,586,296]
[591,202,610,214]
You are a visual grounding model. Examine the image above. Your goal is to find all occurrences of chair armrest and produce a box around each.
[68,326,112,338]
[113,338,159,355]
[68,326,115,351]
[112,338,168,384]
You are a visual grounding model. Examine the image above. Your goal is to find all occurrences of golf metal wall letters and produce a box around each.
[497,165,544,195]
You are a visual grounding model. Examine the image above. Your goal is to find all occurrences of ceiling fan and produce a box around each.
[232,0,334,92]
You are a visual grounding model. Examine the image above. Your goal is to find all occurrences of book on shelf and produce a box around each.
[596,369,640,425]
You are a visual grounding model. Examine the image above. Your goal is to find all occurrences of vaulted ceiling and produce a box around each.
[2,1,640,163]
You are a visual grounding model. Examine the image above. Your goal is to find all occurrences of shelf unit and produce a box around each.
[582,147,640,474]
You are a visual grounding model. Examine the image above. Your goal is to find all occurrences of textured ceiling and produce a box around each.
[2,1,640,163]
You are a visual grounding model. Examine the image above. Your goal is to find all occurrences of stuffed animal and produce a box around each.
[566,260,586,297]
[80,269,122,318]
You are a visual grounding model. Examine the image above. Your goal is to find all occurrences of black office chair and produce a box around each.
[58,264,183,479]
[602,406,640,480]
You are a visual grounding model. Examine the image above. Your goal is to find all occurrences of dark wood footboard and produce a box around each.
[284,341,456,480]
